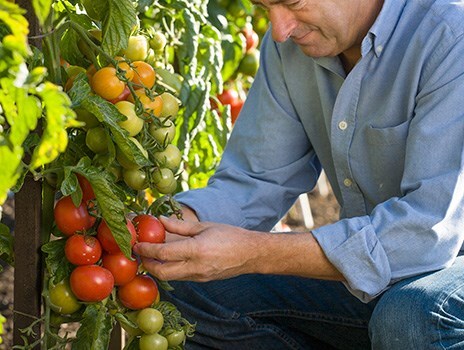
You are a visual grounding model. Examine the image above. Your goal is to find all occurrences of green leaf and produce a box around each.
[73,163,133,258]
[0,222,14,270]
[32,0,53,26]
[41,239,73,284]
[101,0,137,57]
[30,82,78,169]
[72,304,113,350]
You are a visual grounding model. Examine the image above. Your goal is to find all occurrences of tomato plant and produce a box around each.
[64,234,102,265]
[70,265,114,302]
[101,252,138,286]
[53,196,96,236]
[118,274,159,310]
[133,214,166,244]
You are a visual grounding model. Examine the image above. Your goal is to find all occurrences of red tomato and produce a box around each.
[118,274,158,310]
[132,214,166,244]
[65,234,102,265]
[76,174,95,202]
[102,252,139,286]
[217,89,239,106]
[243,27,259,52]
[70,265,114,302]
[230,98,245,124]
[96,219,137,253]
[108,85,131,104]
[54,196,96,236]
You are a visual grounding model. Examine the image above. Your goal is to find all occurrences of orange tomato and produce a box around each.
[91,67,126,100]
[132,61,156,89]
[127,89,163,118]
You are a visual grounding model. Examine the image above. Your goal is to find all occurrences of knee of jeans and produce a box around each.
[369,281,464,349]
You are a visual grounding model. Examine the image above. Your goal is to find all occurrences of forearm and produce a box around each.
[249,230,344,281]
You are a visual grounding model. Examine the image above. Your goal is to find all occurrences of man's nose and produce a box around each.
[269,8,297,42]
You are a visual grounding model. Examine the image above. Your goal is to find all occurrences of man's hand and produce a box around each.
[133,216,344,283]
[133,216,264,281]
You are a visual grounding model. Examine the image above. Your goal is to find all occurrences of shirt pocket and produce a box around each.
[365,119,410,146]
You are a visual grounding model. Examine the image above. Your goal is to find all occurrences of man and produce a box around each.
[134,0,464,348]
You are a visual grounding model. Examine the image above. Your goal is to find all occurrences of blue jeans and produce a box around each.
[161,256,464,349]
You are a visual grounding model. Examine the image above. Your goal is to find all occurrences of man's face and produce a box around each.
[251,0,382,58]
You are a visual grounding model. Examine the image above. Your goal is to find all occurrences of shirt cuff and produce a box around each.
[312,217,392,302]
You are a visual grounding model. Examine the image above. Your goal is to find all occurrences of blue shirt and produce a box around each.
[176,0,464,302]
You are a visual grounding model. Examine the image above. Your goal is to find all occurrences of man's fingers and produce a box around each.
[133,240,192,261]
[140,257,192,281]
[160,216,202,237]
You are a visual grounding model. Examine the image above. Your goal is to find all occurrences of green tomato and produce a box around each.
[139,333,168,350]
[152,168,175,188]
[49,279,81,315]
[153,144,182,171]
[123,35,149,61]
[238,50,260,77]
[136,308,164,334]
[149,32,167,52]
[123,168,148,191]
[155,178,178,194]
[165,329,186,347]
[86,126,109,154]
[159,92,180,119]
[116,101,144,137]
[148,120,176,145]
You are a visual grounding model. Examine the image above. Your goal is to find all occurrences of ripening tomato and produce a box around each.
[70,265,114,302]
[102,252,139,286]
[97,219,137,254]
[49,279,81,315]
[91,67,126,100]
[242,26,260,52]
[118,274,159,310]
[108,85,131,104]
[111,57,135,81]
[127,89,163,118]
[115,101,144,136]
[122,35,149,61]
[217,89,239,106]
[65,234,102,265]
[238,49,260,77]
[159,92,179,119]
[76,174,95,202]
[132,214,166,244]
[231,98,245,124]
[132,61,156,89]
[54,196,96,236]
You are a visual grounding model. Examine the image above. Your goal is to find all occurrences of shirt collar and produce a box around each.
[363,0,408,57]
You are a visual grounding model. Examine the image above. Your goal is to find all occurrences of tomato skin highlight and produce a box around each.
[97,219,137,254]
[118,274,158,310]
[133,214,166,244]
[65,234,102,265]
[54,196,96,236]
[70,265,114,302]
[102,252,139,286]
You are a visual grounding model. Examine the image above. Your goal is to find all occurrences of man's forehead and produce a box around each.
[250,0,286,5]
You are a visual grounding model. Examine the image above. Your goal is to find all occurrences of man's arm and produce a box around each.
[134,217,344,282]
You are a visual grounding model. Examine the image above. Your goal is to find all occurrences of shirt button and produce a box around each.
[343,178,353,187]
[376,45,383,54]
[338,121,348,130]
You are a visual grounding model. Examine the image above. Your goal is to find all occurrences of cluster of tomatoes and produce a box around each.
[67,32,182,195]
[49,174,187,347]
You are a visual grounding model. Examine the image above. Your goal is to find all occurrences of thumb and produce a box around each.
[160,216,202,237]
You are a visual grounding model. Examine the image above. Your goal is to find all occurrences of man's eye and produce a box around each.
[286,0,305,10]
